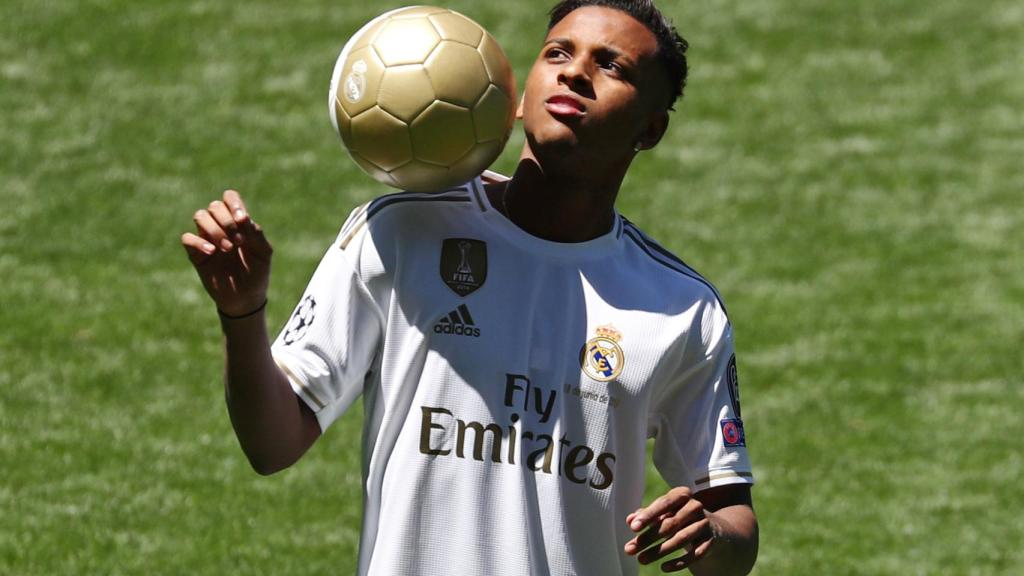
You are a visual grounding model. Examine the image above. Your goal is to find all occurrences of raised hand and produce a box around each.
[181,189,273,317]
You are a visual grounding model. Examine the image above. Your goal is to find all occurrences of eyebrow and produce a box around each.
[545,37,637,67]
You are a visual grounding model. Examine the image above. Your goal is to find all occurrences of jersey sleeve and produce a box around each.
[271,204,385,432]
[648,297,754,493]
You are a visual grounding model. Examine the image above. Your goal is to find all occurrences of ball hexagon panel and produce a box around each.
[410,100,475,166]
[334,98,353,146]
[373,17,441,67]
[389,160,452,192]
[351,152,399,187]
[348,17,389,54]
[449,139,504,184]
[351,106,413,171]
[428,11,484,47]
[378,65,435,123]
[478,33,515,95]
[390,6,448,19]
[337,45,386,118]
[472,84,513,143]
[424,41,490,108]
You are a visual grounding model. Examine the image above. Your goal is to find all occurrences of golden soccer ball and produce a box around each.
[329,6,517,192]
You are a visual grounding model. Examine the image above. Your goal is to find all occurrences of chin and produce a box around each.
[526,120,581,152]
[526,132,580,165]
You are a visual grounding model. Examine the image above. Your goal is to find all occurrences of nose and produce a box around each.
[557,58,592,93]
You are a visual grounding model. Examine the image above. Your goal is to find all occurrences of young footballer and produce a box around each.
[182,1,758,573]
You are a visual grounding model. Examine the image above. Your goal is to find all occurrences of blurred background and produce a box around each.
[1,0,1021,573]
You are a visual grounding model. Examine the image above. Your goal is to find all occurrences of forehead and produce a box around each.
[545,6,659,61]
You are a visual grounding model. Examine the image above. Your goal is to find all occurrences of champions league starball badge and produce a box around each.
[283,295,317,345]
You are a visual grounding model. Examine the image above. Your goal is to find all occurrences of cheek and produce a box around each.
[601,91,644,126]
[523,68,546,105]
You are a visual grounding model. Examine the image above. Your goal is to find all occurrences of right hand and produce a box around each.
[181,190,273,317]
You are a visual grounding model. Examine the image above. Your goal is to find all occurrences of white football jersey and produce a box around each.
[271,174,753,576]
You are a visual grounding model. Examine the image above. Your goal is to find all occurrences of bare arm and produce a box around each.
[625,484,758,575]
[219,307,321,475]
[183,189,320,475]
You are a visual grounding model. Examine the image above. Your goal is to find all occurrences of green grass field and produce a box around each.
[2,0,1022,573]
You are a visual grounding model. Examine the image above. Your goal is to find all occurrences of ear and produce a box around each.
[515,94,525,120]
[636,110,669,151]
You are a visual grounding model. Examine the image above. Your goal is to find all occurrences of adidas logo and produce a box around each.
[433,304,481,338]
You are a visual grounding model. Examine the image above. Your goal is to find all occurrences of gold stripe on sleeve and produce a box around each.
[695,471,754,486]
[338,201,370,250]
[275,359,326,409]
[339,219,367,250]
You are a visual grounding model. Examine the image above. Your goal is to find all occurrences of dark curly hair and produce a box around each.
[547,0,689,111]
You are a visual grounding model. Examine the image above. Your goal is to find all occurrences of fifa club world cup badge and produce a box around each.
[580,325,625,382]
[440,238,487,296]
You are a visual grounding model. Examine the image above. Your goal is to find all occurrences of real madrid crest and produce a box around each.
[580,324,625,382]
[440,238,487,296]
[344,59,367,103]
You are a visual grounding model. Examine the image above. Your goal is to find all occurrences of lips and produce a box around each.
[544,94,586,117]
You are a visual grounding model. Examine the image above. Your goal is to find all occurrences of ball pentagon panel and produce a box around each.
[373,17,441,66]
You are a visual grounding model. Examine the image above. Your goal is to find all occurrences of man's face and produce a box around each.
[521,6,668,161]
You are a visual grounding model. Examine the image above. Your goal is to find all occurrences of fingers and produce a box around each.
[622,488,717,573]
[192,190,264,254]
[626,509,640,526]
[629,487,693,531]
[181,232,216,265]
[194,207,234,252]
[208,200,242,246]
[627,502,701,552]
[635,512,711,565]
[186,188,272,268]
[659,537,715,573]
[222,189,249,224]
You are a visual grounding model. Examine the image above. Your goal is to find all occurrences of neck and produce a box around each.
[488,145,628,243]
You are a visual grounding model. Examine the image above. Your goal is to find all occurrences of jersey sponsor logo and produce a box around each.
[440,238,486,296]
[727,354,741,417]
[417,374,617,491]
[720,418,746,447]
[579,324,625,382]
[283,295,316,345]
[433,304,480,337]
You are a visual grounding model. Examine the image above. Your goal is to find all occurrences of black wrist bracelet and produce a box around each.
[218,299,267,320]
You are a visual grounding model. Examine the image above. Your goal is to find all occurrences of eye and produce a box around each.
[599,60,624,75]
[545,47,569,61]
